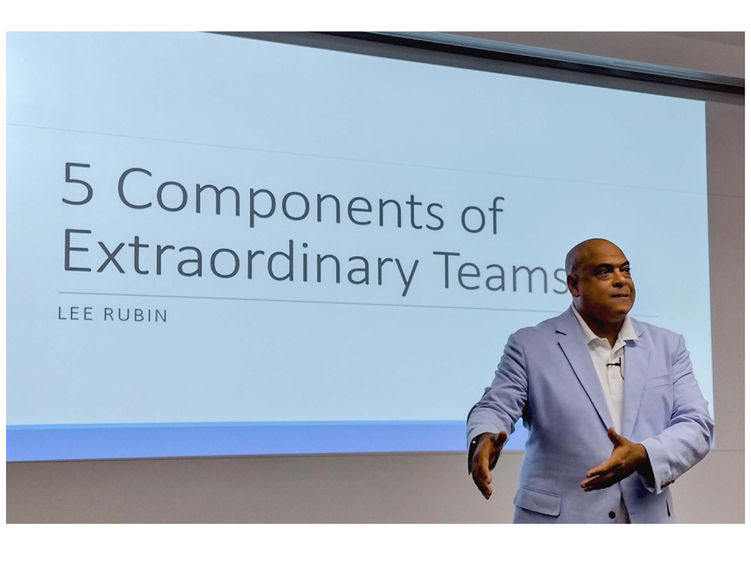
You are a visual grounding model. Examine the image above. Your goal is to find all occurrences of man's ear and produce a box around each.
[567,274,580,297]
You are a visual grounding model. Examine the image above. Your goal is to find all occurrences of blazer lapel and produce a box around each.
[555,309,614,431]
[621,320,650,439]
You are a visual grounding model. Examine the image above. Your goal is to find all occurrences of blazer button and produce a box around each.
[608,511,616,519]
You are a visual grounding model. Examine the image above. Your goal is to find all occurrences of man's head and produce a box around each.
[566,238,635,325]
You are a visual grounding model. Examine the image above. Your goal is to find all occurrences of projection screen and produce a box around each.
[6,32,715,461]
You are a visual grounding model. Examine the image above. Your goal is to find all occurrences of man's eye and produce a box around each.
[596,270,611,278]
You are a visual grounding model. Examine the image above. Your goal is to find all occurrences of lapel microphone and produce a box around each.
[606,359,624,379]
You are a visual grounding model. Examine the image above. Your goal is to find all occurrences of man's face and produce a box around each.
[567,240,635,324]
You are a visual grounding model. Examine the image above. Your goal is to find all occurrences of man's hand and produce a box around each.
[470,431,507,499]
[580,427,650,491]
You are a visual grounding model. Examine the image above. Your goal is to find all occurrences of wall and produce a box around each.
[6,31,744,523]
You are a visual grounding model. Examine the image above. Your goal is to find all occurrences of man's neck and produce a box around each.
[574,306,624,347]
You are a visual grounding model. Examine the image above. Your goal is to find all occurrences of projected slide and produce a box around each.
[6,33,712,460]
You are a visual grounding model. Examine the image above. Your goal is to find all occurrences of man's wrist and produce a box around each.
[635,443,655,487]
[467,432,493,474]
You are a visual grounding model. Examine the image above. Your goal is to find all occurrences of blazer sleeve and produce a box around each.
[466,331,529,448]
[640,334,714,494]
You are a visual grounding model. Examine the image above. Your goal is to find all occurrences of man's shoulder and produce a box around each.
[510,310,571,341]
[629,317,684,345]
[509,310,685,347]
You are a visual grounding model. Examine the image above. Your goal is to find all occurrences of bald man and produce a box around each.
[466,239,712,523]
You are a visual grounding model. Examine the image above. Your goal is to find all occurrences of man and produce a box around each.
[466,238,712,523]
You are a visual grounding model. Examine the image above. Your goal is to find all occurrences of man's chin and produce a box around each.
[608,307,633,322]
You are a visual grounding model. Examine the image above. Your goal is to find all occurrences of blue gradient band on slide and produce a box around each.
[6,420,528,461]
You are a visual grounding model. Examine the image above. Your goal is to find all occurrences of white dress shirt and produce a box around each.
[571,305,639,523]
[571,305,638,433]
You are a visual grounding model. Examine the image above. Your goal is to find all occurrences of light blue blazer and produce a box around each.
[466,308,713,523]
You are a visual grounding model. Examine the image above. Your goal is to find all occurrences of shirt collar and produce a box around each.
[571,305,638,346]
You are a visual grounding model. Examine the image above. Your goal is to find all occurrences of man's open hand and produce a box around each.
[580,427,650,491]
[470,431,507,499]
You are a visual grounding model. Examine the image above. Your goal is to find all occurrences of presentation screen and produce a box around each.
[6,32,712,461]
